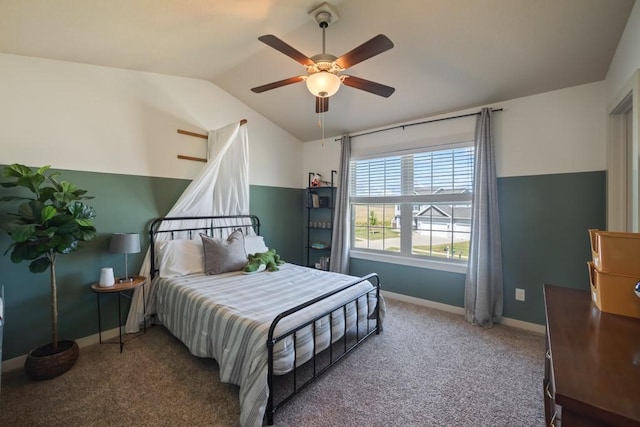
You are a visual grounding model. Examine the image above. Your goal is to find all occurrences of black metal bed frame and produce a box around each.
[148,215,382,426]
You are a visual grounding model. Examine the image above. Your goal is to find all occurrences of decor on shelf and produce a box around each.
[308,191,320,208]
[0,164,97,380]
[319,256,330,271]
[251,2,395,113]
[109,233,141,282]
[310,173,322,187]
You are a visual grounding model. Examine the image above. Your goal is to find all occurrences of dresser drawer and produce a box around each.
[544,344,561,427]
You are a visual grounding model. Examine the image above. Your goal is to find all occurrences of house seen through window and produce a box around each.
[350,144,474,263]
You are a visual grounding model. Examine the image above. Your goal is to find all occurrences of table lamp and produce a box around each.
[108,233,141,282]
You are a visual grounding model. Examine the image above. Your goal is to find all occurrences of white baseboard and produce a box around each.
[383,291,545,334]
[2,327,122,374]
[498,316,545,334]
[383,290,466,315]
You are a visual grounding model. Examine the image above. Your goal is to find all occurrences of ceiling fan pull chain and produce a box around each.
[317,111,325,147]
[322,24,326,54]
[322,113,324,147]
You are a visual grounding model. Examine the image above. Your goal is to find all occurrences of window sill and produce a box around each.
[350,249,468,274]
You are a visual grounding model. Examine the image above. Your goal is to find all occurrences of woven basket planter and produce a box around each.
[24,340,79,380]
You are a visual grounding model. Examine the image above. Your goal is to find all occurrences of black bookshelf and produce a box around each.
[305,170,337,270]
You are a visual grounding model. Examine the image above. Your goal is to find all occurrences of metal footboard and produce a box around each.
[265,272,381,425]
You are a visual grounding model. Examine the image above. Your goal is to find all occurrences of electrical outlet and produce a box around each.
[515,288,525,301]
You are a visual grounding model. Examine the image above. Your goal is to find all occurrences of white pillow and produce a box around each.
[244,235,269,255]
[156,239,205,278]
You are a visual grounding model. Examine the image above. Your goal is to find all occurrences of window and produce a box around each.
[350,145,474,266]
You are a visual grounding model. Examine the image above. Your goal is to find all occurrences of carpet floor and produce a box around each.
[0,298,545,426]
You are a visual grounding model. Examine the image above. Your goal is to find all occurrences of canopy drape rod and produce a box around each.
[177,119,247,162]
[334,109,503,141]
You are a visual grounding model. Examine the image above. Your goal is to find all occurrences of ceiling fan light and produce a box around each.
[306,72,341,98]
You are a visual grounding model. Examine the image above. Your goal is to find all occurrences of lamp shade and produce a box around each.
[108,233,141,254]
[306,71,341,98]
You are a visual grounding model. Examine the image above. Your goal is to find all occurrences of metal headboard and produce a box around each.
[149,215,260,277]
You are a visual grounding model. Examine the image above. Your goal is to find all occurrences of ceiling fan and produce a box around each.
[251,2,395,114]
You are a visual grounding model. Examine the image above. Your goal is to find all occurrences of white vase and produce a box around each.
[99,268,115,287]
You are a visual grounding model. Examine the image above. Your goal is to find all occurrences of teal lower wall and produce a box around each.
[351,171,606,326]
[0,168,605,360]
[350,259,466,306]
[250,185,304,265]
[498,171,606,324]
[0,167,303,360]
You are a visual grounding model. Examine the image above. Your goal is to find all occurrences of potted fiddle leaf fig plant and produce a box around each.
[0,164,97,380]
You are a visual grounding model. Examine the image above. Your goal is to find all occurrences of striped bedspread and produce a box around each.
[154,263,383,427]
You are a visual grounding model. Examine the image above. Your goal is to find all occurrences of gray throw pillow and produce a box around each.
[200,230,247,275]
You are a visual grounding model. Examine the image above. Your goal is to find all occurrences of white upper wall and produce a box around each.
[303,81,606,182]
[606,1,640,100]
[495,81,605,177]
[0,53,302,189]
[302,139,343,188]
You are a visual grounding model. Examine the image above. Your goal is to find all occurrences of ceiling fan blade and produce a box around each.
[251,76,305,93]
[335,34,394,69]
[258,35,314,67]
[316,97,329,113]
[342,75,395,98]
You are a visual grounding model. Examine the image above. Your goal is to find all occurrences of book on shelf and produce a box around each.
[308,191,320,208]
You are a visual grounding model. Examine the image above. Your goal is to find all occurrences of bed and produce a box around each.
[148,215,383,427]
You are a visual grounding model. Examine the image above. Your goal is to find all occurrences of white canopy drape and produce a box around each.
[125,121,249,333]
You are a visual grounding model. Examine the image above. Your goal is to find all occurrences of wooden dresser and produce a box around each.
[544,284,640,426]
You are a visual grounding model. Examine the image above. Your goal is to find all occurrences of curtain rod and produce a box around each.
[335,108,503,141]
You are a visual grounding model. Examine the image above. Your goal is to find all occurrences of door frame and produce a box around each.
[607,69,640,232]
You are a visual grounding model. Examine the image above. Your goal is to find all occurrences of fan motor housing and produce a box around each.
[308,54,342,74]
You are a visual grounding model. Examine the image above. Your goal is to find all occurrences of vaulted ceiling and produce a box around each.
[0,0,635,141]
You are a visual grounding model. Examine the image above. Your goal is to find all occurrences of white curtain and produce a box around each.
[330,135,351,273]
[125,121,249,333]
[464,108,503,327]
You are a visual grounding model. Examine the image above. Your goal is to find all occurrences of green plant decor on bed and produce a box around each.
[243,249,284,273]
[0,164,97,379]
